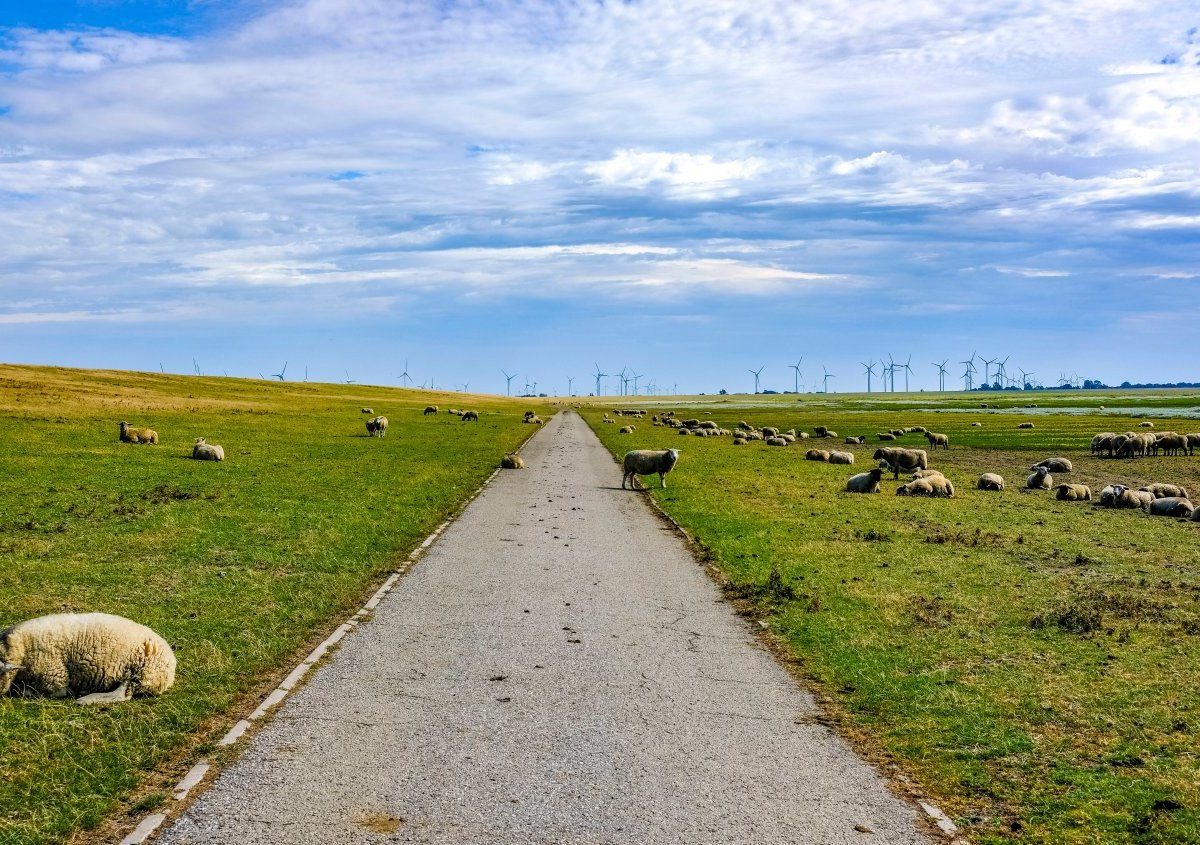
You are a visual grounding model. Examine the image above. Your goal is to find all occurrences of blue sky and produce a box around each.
[1,1,1198,395]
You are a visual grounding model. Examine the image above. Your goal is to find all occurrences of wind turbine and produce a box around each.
[789,358,803,394]
[304,366,308,382]
[460,383,469,392]
[272,362,287,381]
[1019,369,1034,390]
[749,365,764,394]
[398,360,412,387]
[821,366,835,393]
[566,376,575,396]
[193,358,201,376]
[901,355,913,392]
[961,352,977,390]
[631,372,642,396]
[501,369,518,396]
[885,354,897,392]
[933,359,949,392]
[593,363,608,397]
[344,369,355,385]
[980,357,996,388]
[995,355,1010,388]
[861,361,877,392]
[619,368,632,397]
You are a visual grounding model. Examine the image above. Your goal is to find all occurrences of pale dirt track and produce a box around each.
[157,411,933,844]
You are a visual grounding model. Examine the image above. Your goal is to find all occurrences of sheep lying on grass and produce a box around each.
[622,449,680,490]
[191,437,225,461]
[118,421,158,445]
[977,473,1004,491]
[0,613,175,704]
[766,436,788,446]
[619,425,635,434]
[1025,467,1053,490]
[845,468,884,493]
[911,469,943,480]
[1055,483,1092,501]
[1032,457,1072,473]
[805,449,830,461]
[361,407,374,414]
[500,453,524,469]
[877,432,896,441]
[366,415,388,437]
[828,451,854,465]
[1144,496,1194,517]
[1140,483,1190,499]
[1099,484,1150,509]
[1139,421,1155,428]
[1017,422,1035,429]
[896,476,954,497]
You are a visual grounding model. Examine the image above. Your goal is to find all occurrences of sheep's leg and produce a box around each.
[660,473,667,489]
[77,682,131,705]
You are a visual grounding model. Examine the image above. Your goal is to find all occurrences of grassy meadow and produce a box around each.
[585,392,1200,845]
[0,365,545,845]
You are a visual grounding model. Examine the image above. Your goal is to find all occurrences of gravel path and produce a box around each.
[157,410,933,844]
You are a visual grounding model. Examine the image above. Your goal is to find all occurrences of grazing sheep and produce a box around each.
[1186,433,1200,456]
[911,469,944,479]
[0,613,175,704]
[737,420,753,431]
[977,473,1004,491]
[814,426,830,437]
[1140,483,1190,500]
[1139,421,1155,428]
[500,453,524,469]
[460,410,479,422]
[805,449,831,461]
[896,476,954,498]
[621,448,680,490]
[619,425,635,434]
[366,415,389,437]
[924,432,950,450]
[877,432,896,441]
[1032,457,1073,473]
[1055,483,1092,501]
[872,447,928,480]
[761,426,779,438]
[845,468,884,493]
[1144,497,1194,518]
[1092,433,1118,455]
[828,451,854,465]
[1154,433,1188,456]
[118,421,158,445]
[765,436,789,447]
[191,437,225,462]
[1025,467,1053,489]
[361,407,374,414]
[1017,422,1035,429]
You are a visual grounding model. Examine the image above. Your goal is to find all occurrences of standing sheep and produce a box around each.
[460,410,479,422]
[191,437,225,462]
[423,406,438,415]
[924,432,950,450]
[0,613,176,704]
[977,473,1004,491]
[621,449,680,490]
[118,421,159,445]
[1186,433,1200,456]
[872,447,928,480]
[845,468,884,493]
[366,415,389,437]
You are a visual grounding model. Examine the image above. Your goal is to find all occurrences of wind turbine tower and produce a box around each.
[749,365,765,394]
[933,359,949,392]
[502,370,518,396]
[822,366,835,393]
[593,363,608,397]
[789,358,803,394]
[273,362,287,382]
[862,361,877,392]
[398,360,412,387]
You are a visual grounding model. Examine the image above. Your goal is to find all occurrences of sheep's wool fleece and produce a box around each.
[1,612,176,697]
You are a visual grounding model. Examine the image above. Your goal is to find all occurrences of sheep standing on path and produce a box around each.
[0,613,176,704]
[366,415,388,438]
[192,437,225,461]
[118,421,158,444]
[622,449,680,490]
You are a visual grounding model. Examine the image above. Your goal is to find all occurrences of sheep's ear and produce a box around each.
[143,639,159,657]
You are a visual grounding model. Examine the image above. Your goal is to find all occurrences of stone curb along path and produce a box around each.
[146,410,945,845]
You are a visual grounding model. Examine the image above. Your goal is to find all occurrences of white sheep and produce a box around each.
[622,448,680,490]
[0,613,175,704]
[619,425,635,434]
[1144,496,1193,517]
[896,476,954,497]
[366,415,389,437]
[1140,483,1190,500]
[460,410,479,422]
[828,451,854,465]
[500,453,524,469]
[1025,467,1053,490]
[845,468,884,493]
[1054,483,1091,501]
[977,473,1004,491]
[924,432,949,450]
[191,437,225,462]
[118,421,159,445]
[1032,457,1072,473]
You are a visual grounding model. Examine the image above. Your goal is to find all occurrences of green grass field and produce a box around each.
[0,365,544,845]
[585,394,1200,845]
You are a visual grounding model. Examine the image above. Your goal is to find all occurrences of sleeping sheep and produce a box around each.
[845,436,866,444]
[1054,483,1092,501]
[1143,496,1194,518]
[118,421,159,445]
[896,476,954,498]
[924,432,949,450]
[977,473,1004,491]
[622,448,680,490]
[191,437,225,462]
[971,422,982,427]
[872,447,928,480]
[828,451,854,465]
[1140,483,1190,500]
[500,453,524,469]
[845,468,884,493]
[0,612,175,704]
[1032,457,1072,473]
[366,415,389,437]
[1025,467,1053,490]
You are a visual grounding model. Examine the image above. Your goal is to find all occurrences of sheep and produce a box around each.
[1025,467,1053,489]
[621,448,680,490]
[924,432,950,450]
[118,421,159,445]
[1054,483,1092,501]
[822,430,839,439]
[737,420,753,431]
[1187,433,1200,456]
[681,418,700,429]
[977,473,1004,491]
[619,425,635,434]
[911,469,944,479]
[448,408,460,415]
[877,432,896,441]
[366,415,389,437]
[814,426,830,437]
[523,410,537,421]
[1154,433,1188,456]
[1032,457,1072,473]
[828,451,854,465]
[896,476,954,497]
[845,436,866,445]
[1140,483,1190,500]
[1139,421,1155,428]
[698,420,719,431]
[1099,484,1148,509]
[872,447,928,480]
[1144,496,1193,517]
[1017,422,1035,429]
[0,612,175,704]
[781,433,797,443]
[526,415,544,425]
[889,429,905,437]
[191,437,225,462]
[971,422,982,427]
[362,407,374,414]
[765,436,789,447]
[460,410,479,422]
[761,426,779,438]
[732,436,747,446]
[805,449,830,461]
[1092,433,1117,455]
[500,453,524,469]
[845,468,884,493]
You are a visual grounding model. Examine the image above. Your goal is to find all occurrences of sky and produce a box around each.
[0,0,1198,396]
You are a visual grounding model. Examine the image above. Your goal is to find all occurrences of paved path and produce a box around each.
[158,411,932,844]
